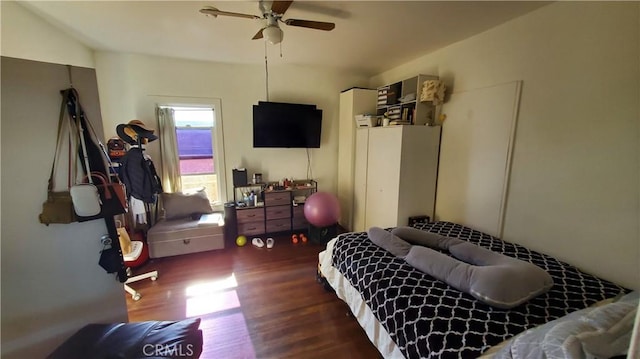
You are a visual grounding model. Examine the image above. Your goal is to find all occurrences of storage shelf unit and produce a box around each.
[376,74,439,126]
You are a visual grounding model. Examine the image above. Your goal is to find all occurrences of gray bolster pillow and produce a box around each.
[368,227,412,257]
[369,227,554,309]
[391,226,464,250]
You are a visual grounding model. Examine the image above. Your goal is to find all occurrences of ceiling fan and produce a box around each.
[199,0,335,45]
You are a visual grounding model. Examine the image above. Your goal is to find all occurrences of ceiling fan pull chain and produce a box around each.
[280,42,283,58]
[264,41,270,101]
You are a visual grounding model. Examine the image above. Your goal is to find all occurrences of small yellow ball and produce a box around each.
[236,235,247,247]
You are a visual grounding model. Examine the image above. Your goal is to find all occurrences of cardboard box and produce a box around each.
[355,114,378,128]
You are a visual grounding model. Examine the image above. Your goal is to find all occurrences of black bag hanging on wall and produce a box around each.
[64,87,128,282]
[63,88,127,222]
[64,88,109,176]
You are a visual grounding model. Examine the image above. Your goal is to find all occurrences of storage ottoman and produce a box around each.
[148,213,224,258]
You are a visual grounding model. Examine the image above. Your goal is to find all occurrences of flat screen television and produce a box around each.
[253,101,322,148]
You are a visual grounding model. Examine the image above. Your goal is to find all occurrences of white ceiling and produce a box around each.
[20,1,549,77]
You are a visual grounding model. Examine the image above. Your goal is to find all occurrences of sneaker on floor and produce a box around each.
[266,238,274,249]
[252,237,265,248]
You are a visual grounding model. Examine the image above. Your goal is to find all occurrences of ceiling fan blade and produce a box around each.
[252,28,264,40]
[283,19,335,31]
[199,7,261,20]
[271,1,293,15]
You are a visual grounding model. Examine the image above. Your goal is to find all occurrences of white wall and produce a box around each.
[0,3,127,358]
[0,1,94,68]
[371,2,639,289]
[94,52,369,200]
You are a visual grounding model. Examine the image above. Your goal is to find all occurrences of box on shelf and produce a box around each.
[232,168,248,186]
[355,114,378,128]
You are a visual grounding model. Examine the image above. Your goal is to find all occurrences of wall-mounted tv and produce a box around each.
[253,101,322,148]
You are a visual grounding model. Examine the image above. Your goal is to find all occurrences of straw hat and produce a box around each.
[116,120,158,144]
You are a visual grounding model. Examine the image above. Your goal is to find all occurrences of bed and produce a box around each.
[318,221,628,358]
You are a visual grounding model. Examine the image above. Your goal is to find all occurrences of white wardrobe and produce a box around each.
[353,125,441,232]
[337,88,377,231]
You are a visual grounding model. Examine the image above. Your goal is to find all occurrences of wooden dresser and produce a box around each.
[234,180,317,237]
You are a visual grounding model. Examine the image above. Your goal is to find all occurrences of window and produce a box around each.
[167,104,227,209]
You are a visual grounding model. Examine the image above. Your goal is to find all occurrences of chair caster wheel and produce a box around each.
[132,293,141,301]
[151,276,158,281]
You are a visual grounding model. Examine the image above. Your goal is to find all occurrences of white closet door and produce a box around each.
[397,126,441,224]
[436,81,521,237]
[337,89,377,231]
[365,127,402,229]
[352,129,370,232]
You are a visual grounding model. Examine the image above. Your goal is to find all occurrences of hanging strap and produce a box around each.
[47,90,73,192]
[66,88,121,184]
[63,88,93,184]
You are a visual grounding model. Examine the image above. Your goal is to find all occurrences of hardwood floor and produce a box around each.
[125,235,382,359]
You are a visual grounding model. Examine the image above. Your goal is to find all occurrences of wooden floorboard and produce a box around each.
[125,235,382,359]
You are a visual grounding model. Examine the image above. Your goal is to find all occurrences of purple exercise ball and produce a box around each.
[303,192,340,227]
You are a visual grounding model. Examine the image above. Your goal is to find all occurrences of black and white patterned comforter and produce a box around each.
[331,221,627,358]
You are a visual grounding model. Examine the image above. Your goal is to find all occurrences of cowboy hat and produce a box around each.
[116,120,158,144]
[127,120,155,134]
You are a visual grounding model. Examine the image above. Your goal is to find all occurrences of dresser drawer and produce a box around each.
[238,221,265,236]
[292,205,305,218]
[236,208,265,224]
[266,205,291,220]
[264,191,291,206]
[266,218,291,233]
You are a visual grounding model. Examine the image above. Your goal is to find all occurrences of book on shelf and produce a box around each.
[401,108,409,122]
[389,120,411,126]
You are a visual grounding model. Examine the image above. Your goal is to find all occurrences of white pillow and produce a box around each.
[577,309,637,358]
[492,292,637,359]
[582,300,637,330]
[556,291,638,359]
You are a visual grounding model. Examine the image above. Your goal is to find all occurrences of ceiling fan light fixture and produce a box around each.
[263,25,283,45]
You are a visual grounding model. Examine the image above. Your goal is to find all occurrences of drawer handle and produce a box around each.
[248,227,256,230]
[248,214,255,218]
[183,239,191,245]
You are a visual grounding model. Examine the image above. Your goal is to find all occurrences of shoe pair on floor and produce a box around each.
[252,237,274,249]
